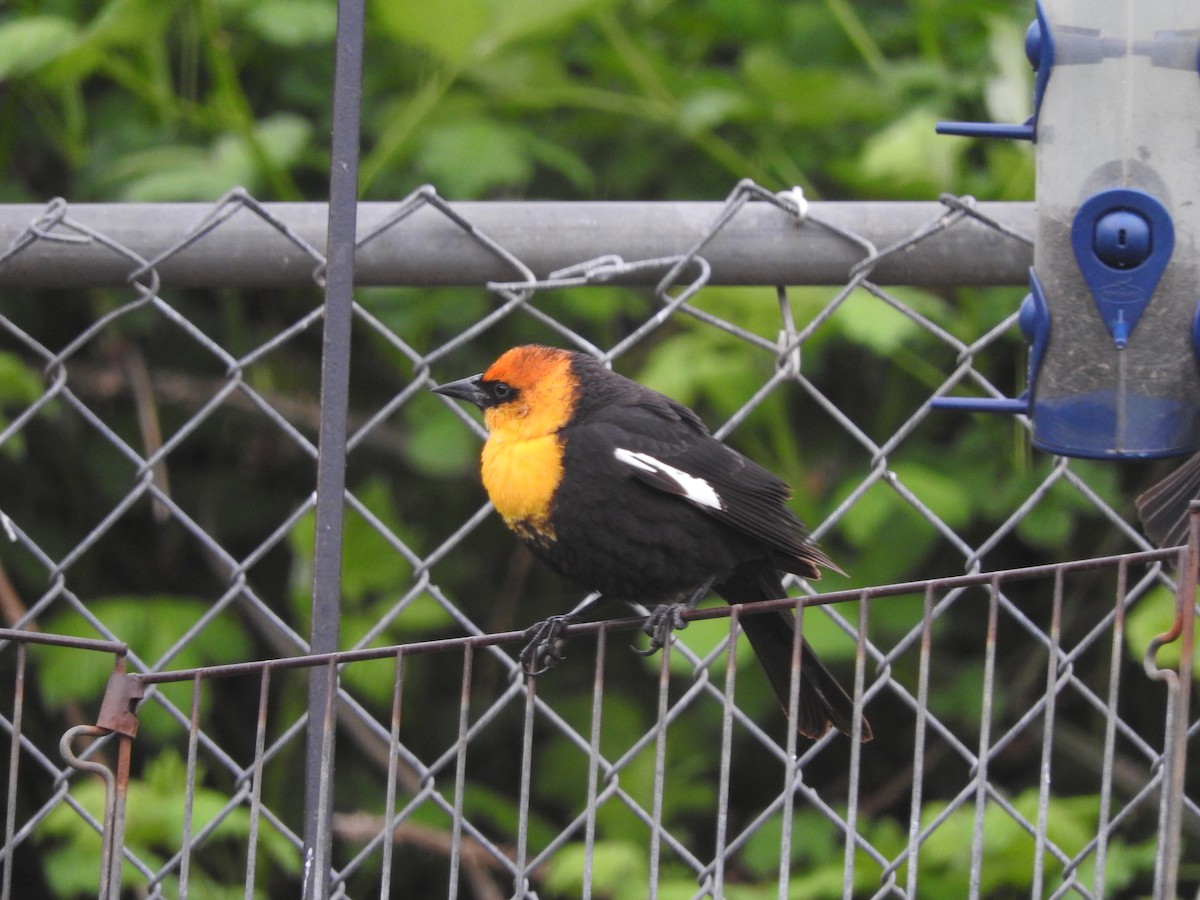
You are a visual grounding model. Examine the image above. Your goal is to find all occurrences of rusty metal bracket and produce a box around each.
[95,669,144,739]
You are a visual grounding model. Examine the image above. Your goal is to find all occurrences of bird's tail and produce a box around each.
[1136,450,1200,549]
[719,568,871,742]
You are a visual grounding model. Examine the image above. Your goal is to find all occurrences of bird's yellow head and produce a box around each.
[432,346,580,535]
[474,345,579,442]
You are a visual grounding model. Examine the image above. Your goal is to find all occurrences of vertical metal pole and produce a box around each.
[245,668,271,900]
[647,638,672,900]
[513,674,538,898]
[379,651,404,896]
[969,580,1000,899]
[302,0,365,895]
[308,662,340,896]
[1032,568,1064,897]
[1093,560,1127,897]
[582,626,607,900]
[712,608,740,898]
[1,643,25,900]
[448,646,474,900]
[105,734,132,900]
[841,593,869,897]
[777,598,803,899]
[1153,504,1197,899]
[180,674,202,898]
[904,585,935,897]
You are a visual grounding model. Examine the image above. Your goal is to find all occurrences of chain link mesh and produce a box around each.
[0,184,1195,898]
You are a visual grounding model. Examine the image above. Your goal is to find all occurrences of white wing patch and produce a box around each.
[613,448,725,510]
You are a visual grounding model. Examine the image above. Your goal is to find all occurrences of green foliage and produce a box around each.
[40,596,253,741]
[243,1,337,48]
[108,113,313,201]
[912,790,1156,897]
[43,751,300,898]
[0,15,80,80]
[1,0,1034,203]
[0,349,47,457]
[543,840,646,899]
[539,790,1160,897]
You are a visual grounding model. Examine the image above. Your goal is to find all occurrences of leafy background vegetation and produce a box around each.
[2,0,1196,896]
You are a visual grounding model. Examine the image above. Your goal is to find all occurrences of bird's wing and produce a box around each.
[578,398,832,574]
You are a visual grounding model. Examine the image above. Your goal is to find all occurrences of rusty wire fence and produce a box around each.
[0,180,1195,900]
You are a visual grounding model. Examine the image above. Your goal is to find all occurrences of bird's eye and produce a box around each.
[490,381,514,401]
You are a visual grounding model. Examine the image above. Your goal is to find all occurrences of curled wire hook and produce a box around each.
[60,725,122,900]
[1143,500,1200,684]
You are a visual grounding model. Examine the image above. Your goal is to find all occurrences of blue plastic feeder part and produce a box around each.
[1070,189,1174,350]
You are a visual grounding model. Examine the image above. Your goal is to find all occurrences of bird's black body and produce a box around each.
[434,346,870,742]
[547,355,827,602]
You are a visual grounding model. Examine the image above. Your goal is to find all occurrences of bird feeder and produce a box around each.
[935,0,1200,459]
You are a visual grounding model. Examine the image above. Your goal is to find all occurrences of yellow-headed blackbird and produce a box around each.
[434,344,871,742]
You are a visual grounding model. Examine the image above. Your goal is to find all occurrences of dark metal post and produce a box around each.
[1153,503,1198,898]
[302,0,365,895]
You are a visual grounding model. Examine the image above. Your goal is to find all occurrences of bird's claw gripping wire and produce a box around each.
[519,614,576,676]
[634,602,689,656]
[635,578,712,657]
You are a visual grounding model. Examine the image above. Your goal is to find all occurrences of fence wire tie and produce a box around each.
[489,254,699,294]
[0,199,90,274]
[548,254,626,281]
[939,192,1035,246]
[25,198,91,246]
[774,185,809,222]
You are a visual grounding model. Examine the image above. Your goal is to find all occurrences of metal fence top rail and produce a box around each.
[0,195,1034,289]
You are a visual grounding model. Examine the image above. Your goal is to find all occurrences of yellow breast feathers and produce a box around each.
[476,345,577,539]
[481,433,563,536]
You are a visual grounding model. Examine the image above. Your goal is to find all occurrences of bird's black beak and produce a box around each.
[432,374,488,409]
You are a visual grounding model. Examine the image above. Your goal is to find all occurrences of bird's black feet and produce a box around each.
[634,578,713,657]
[519,614,577,676]
[634,603,689,656]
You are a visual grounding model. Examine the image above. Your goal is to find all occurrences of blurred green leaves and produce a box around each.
[244,0,337,47]
[0,15,80,80]
[1,0,1035,203]
[104,113,313,201]
[43,751,300,897]
[41,596,253,741]
[0,350,47,458]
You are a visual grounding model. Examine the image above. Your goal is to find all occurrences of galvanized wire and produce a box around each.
[0,179,1195,900]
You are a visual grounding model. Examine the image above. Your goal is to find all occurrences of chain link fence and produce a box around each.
[0,180,1195,898]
